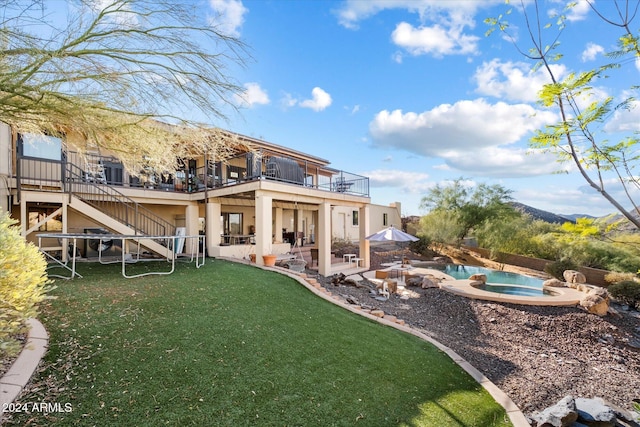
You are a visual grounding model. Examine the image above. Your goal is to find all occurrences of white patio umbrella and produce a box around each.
[365,226,419,263]
[365,226,419,243]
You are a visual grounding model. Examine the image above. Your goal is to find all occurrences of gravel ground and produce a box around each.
[315,254,640,419]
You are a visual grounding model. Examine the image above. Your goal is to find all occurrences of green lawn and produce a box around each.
[8,260,512,426]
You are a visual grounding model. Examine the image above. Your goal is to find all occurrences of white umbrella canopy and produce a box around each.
[365,226,419,243]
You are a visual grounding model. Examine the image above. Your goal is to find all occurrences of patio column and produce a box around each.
[184,204,199,254]
[274,206,283,243]
[255,191,273,265]
[359,205,370,269]
[317,201,332,276]
[205,201,221,256]
[295,207,304,246]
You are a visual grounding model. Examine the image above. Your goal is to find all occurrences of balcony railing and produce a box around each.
[195,150,370,197]
[17,150,370,197]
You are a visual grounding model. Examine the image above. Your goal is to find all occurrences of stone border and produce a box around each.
[233,258,530,427]
[0,318,49,423]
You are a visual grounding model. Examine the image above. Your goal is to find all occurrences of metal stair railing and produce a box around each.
[64,160,176,242]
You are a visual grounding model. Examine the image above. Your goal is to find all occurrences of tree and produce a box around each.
[486,0,640,230]
[419,178,516,242]
[0,0,250,174]
[418,209,466,251]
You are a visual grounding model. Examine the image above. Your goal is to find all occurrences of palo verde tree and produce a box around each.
[419,178,517,244]
[486,0,640,230]
[0,0,251,174]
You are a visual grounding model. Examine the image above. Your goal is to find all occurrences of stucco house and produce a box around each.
[0,123,401,276]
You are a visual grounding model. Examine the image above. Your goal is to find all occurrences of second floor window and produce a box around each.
[383,213,388,226]
[18,133,62,161]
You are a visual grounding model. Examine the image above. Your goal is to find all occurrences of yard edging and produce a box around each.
[0,318,49,423]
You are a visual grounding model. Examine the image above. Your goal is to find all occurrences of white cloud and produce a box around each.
[370,99,556,153]
[234,82,269,108]
[281,93,297,108]
[336,1,499,57]
[299,87,332,112]
[604,99,640,133]
[581,42,604,62]
[391,21,479,58]
[369,99,560,177]
[363,169,432,194]
[208,0,247,37]
[516,185,619,217]
[443,147,565,178]
[566,0,591,22]
[473,59,566,103]
[335,0,492,30]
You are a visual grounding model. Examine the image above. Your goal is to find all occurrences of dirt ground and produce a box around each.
[320,245,640,419]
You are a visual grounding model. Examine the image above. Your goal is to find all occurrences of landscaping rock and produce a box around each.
[468,273,487,283]
[421,277,438,289]
[575,397,617,426]
[579,288,610,317]
[544,278,566,287]
[532,395,578,426]
[564,270,587,284]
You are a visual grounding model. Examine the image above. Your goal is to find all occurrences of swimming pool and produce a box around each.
[473,284,556,297]
[437,265,544,288]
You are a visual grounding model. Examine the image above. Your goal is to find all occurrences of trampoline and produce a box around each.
[37,233,205,279]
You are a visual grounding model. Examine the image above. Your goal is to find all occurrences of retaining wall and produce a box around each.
[461,246,610,287]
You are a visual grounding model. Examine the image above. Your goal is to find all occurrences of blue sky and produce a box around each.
[207,0,639,218]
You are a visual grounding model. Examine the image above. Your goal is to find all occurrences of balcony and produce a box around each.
[17,150,370,198]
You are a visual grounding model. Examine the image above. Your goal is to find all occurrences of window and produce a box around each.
[383,213,388,226]
[18,133,63,160]
[352,210,359,226]
[222,213,243,235]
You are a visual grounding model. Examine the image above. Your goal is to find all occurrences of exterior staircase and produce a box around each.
[64,159,177,258]
[67,197,173,258]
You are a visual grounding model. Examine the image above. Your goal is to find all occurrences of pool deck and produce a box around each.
[369,266,584,306]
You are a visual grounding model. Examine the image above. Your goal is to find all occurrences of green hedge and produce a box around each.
[0,212,51,357]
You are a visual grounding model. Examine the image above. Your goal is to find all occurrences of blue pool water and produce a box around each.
[474,284,555,297]
[438,265,544,288]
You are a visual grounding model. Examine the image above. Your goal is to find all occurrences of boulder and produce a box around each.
[405,276,423,287]
[468,273,487,284]
[421,277,439,289]
[579,288,610,317]
[575,397,617,426]
[532,395,578,426]
[544,278,566,287]
[564,270,587,284]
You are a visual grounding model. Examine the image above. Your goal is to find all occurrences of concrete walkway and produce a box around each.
[0,318,48,423]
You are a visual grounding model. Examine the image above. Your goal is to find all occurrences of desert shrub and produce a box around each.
[0,212,51,357]
[544,259,578,280]
[408,236,432,256]
[608,281,640,309]
[604,271,638,285]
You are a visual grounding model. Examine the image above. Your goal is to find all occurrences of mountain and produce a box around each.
[558,213,597,222]
[510,202,577,224]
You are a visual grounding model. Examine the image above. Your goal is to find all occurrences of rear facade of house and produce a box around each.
[0,123,401,276]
